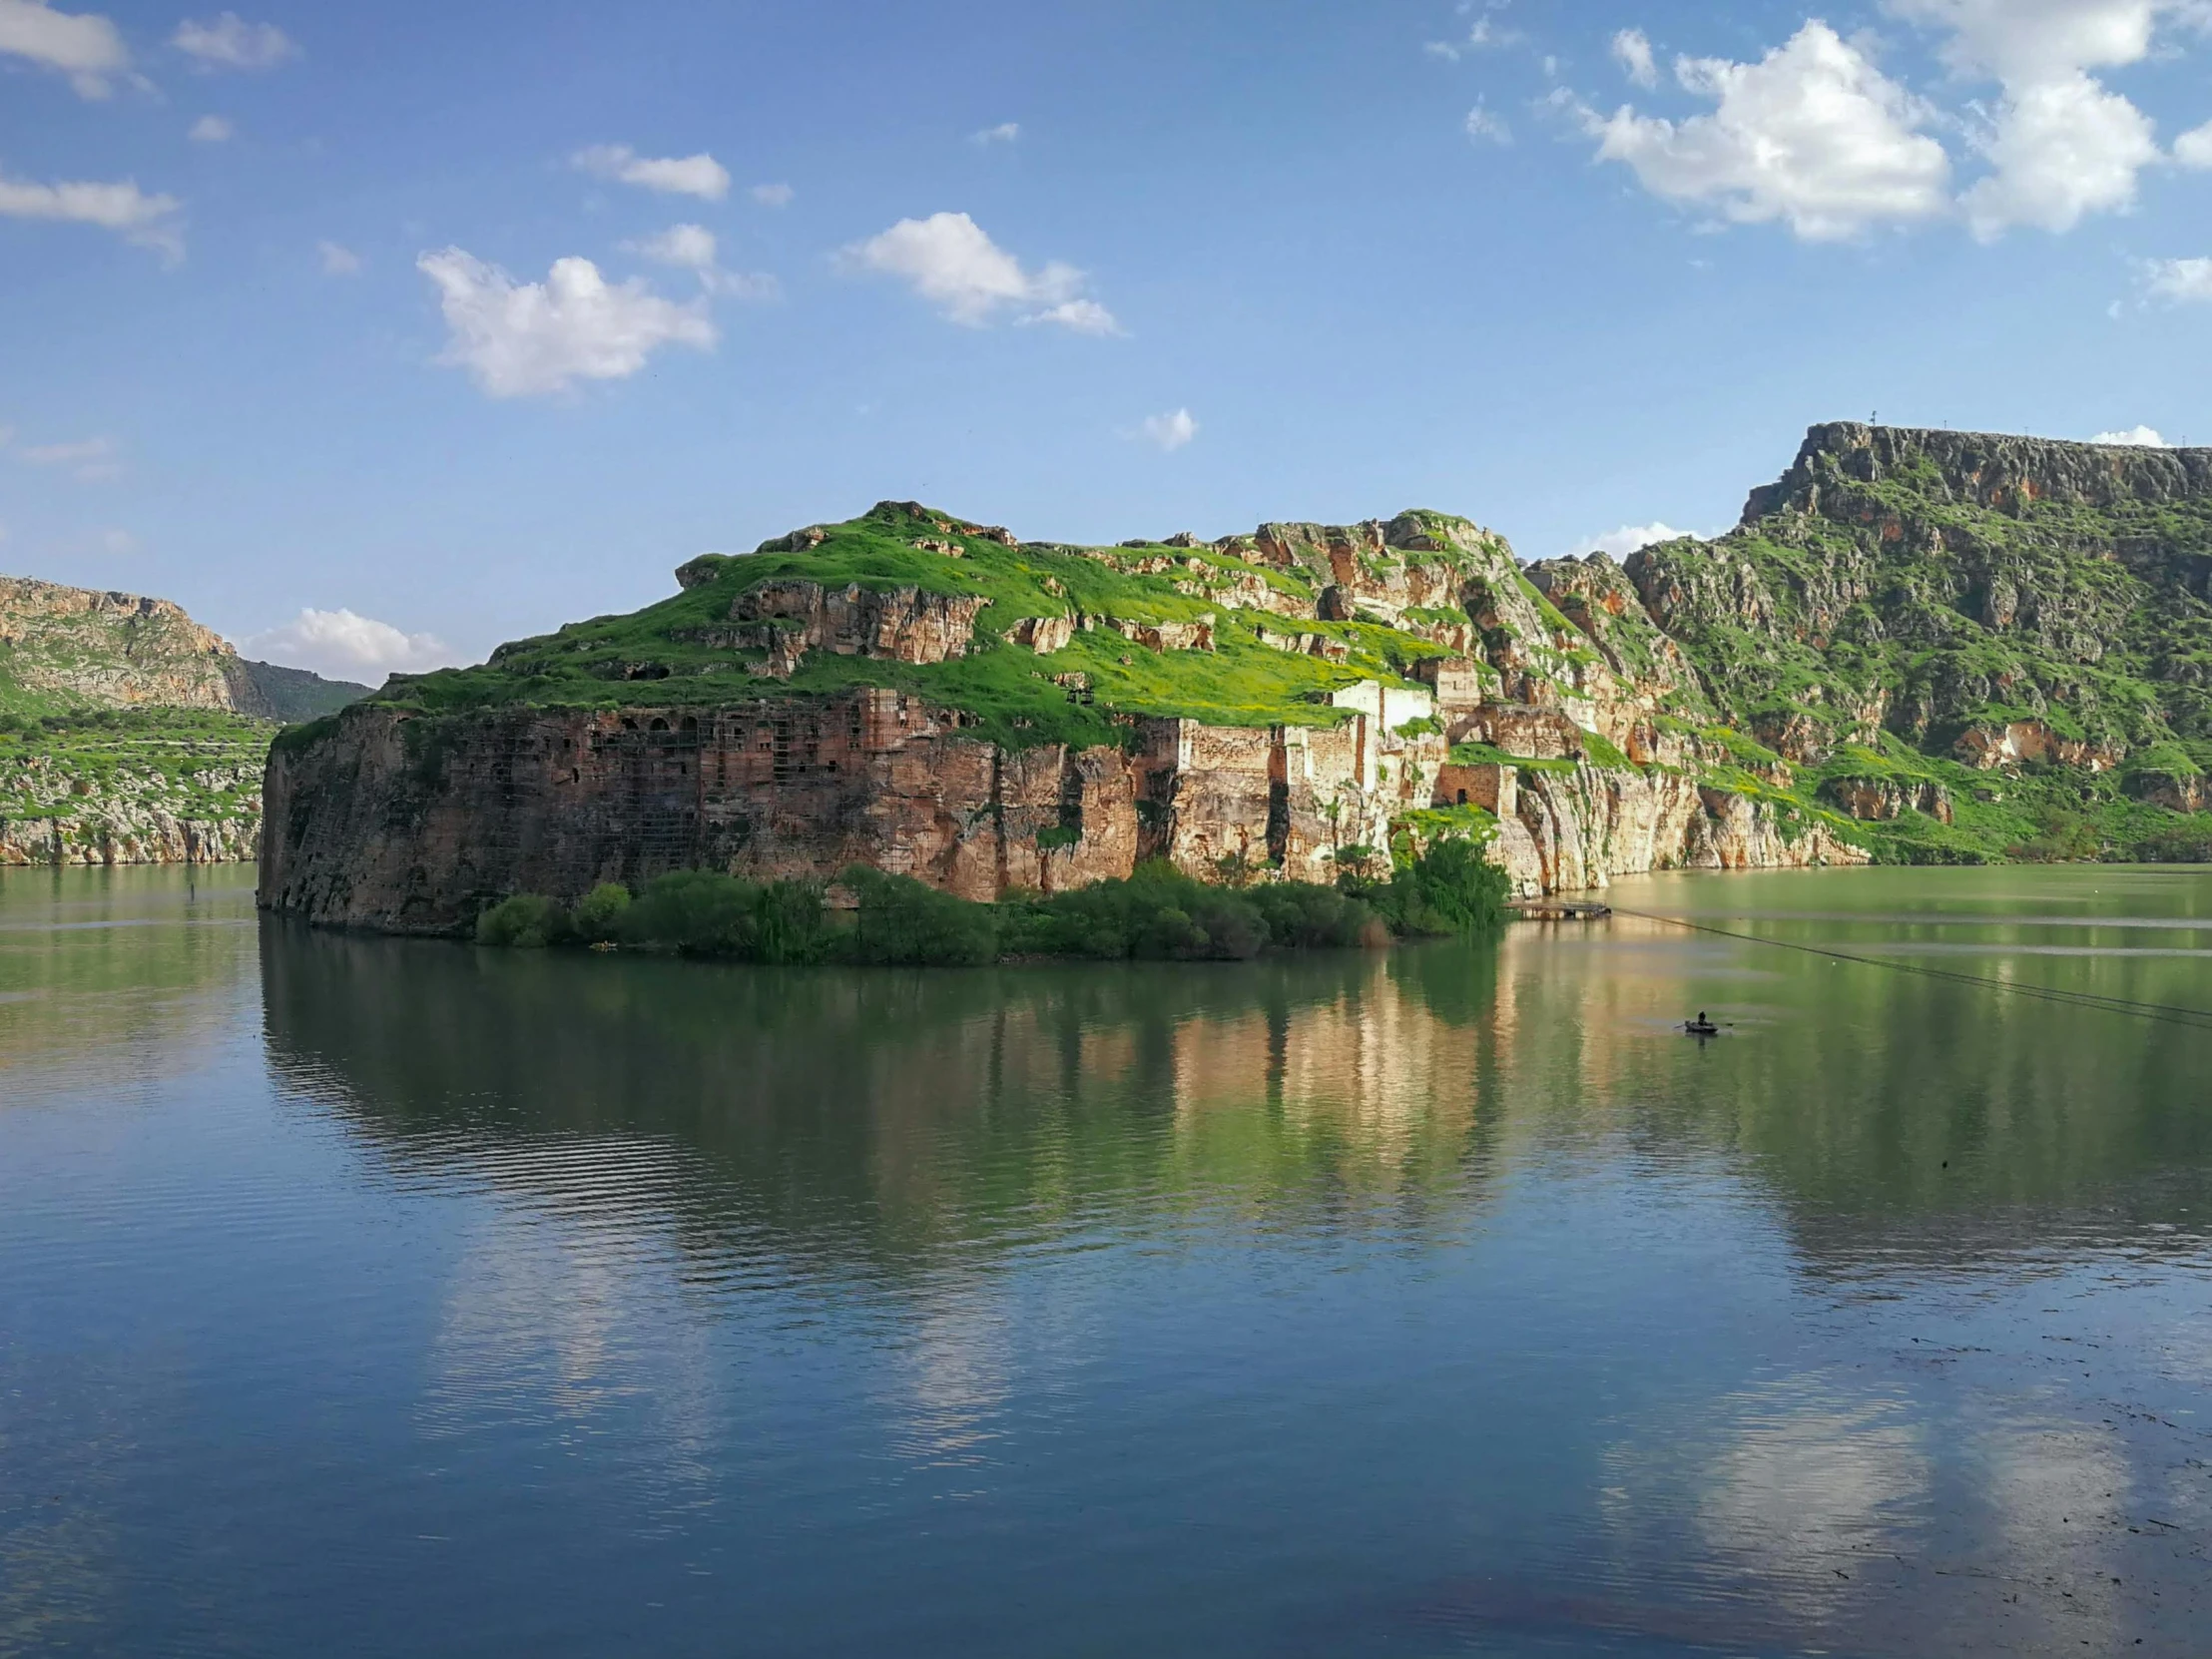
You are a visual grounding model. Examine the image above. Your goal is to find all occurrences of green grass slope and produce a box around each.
[351,500,1465,752]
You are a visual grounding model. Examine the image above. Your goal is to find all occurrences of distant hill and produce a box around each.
[228,657,372,723]
[0,575,369,720]
[1,575,372,867]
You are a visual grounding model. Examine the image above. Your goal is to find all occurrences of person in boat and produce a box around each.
[1685,1010,1720,1035]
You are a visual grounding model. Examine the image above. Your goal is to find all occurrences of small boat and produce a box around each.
[1682,1012,1721,1037]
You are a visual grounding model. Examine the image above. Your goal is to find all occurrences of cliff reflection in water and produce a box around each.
[259,864,2212,1280]
[258,921,1512,1273]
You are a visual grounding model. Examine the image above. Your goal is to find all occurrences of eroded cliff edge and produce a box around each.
[261,424,2212,931]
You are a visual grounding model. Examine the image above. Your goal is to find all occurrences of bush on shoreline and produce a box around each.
[473,843,1508,966]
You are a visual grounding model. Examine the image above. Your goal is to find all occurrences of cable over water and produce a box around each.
[1606,905,2212,1034]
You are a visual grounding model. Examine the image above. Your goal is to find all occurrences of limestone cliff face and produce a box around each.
[258,693,1437,931]
[1,809,257,867]
[1,577,240,710]
[1625,423,2212,760]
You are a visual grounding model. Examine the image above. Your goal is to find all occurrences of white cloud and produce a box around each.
[416,249,717,398]
[971,122,1020,144]
[188,114,233,143]
[571,144,730,202]
[1424,8,1522,60]
[628,222,717,269]
[2145,256,2212,301]
[2174,119,2212,168]
[1567,521,1693,559]
[0,165,184,258]
[625,223,780,301]
[750,182,794,207]
[1465,100,1512,145]
[19,435,120,481]
[1577,23,1951,241]
[1887,0,2178,238]
[1885,0,2166,84]
[1960,71,2158,237]
[1136,407,1198,451]
[1020,297,1120,334]
[840,211,1116,331]
[0,0,128,98]
[317,239,360,275]
[172,11,296,70]
[2091,424,2167,444]
[101,527,136,553]
[1611,27,1658,88]
[245,607,455,683]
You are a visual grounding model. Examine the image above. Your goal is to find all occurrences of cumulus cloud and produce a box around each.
[2174,119,2212,169]
[172,11,296,70]
[245,607,455,684]
[1567,521,1693,559]
[416,249,717,398]
[1960,70,2157,237]
[624,223,780,300]
[317,239,360,275]
[1611,27,1658,88]
[1020,297,1119,334]
[571,144,730,201]
[1465,100,1512,145]
[971,122,1019,144]
[840,211,1117,332]
[188,114,233,143]
[20,434,121,480]
[1887,0,2177,238]
[1886,0,2164,85]
[1135,408,1198,451]
[0,165,184,258]
[0,0,128,97]
[2144,257,2212,302]
[750,181,794,207]
[2091,424,2167,445]
[1573,22,1951,241]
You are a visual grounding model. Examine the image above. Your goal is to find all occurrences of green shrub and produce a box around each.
[616,869,831,959]
[476,893,565,948]
[571,882,632,941]
[1347,835,1508,937]
[840,865,1000,965]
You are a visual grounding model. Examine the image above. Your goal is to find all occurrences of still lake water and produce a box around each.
[2,865,2209,1658]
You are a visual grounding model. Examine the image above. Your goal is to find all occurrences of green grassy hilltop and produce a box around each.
[343,500,1494,752]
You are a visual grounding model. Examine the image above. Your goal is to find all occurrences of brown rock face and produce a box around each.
[258,696,1419,932]
[1823,777,1954,824]
[708,580,990,674]
[1952,720,2124,772]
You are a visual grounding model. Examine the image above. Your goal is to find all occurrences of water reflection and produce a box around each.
[260,868,2212,1282]
[8,867,2212,1657]
[259,923,1514,1275]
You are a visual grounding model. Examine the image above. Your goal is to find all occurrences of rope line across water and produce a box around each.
[1605,906,2212,1035]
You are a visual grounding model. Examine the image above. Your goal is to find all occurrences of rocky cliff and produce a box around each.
[1,576,369,866]
[259,426,2212,933]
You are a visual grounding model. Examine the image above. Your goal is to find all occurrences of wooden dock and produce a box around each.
[1508,898,1613,921]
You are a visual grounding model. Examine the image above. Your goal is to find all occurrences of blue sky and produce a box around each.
[3,0,2210,681]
